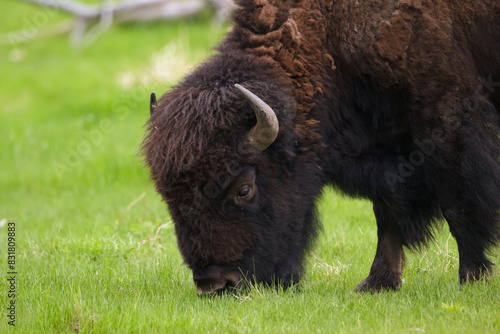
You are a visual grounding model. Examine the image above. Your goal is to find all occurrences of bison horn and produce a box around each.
[150,91,157,116]
[235,84,279,151]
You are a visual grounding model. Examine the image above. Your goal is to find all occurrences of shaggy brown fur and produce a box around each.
[142,0,500,293]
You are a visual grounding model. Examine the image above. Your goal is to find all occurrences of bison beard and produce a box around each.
[142,0,500,294]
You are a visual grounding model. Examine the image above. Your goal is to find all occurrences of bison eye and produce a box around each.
[237,185,252,199]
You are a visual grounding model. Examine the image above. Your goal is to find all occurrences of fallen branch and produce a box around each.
[20,0,208,21]
[13,0,229,47]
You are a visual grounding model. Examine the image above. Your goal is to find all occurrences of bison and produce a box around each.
[142,0,500,294]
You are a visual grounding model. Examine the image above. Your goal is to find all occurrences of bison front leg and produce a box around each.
[443,207,494,284]
[356,201,403,292]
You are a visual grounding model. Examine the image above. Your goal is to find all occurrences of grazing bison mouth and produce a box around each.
[193,266,244,295]
[193,266,301,295]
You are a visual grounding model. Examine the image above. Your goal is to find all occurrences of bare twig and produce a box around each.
[126,192,147,212]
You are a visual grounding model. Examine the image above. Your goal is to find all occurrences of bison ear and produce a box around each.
[150,91,157,116]
[234,84,279,152]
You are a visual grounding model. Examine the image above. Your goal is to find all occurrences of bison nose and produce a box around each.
[193,267,242,295]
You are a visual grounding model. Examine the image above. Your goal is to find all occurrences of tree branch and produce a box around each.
[14,0,214,47]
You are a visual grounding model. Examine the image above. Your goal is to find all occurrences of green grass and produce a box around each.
[1,2,499,333]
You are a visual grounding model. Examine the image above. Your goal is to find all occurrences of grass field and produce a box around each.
[1,2,499,333]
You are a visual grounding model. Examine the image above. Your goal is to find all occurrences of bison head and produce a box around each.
[142,57,323,294]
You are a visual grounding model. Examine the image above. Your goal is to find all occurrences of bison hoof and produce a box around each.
[355,276,401,292]
[459,266,491,285]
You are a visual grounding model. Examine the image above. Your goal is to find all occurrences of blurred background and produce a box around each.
[0,0,233,235]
